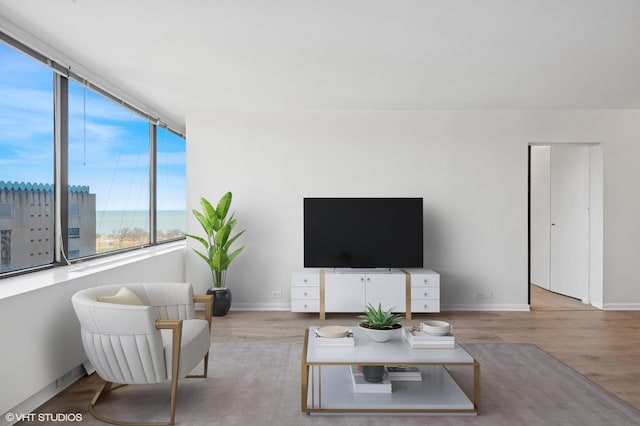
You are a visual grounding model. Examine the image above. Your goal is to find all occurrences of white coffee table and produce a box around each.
[301,326,480,415]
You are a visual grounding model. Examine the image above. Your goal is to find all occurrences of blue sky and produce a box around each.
[0,42,186,210]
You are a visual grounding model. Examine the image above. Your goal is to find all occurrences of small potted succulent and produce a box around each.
[357,303,404,383]
[357,303,404,343]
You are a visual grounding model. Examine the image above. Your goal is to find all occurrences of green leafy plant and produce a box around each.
[185,192,245,289]
[357,303,404,330]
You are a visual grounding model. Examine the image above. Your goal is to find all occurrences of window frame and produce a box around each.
[0,31,186,278]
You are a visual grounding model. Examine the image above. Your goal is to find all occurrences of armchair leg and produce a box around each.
[186,351,209,379]
[89,380,179,426]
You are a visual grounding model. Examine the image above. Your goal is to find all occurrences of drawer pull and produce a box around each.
[303,292,308,296]
[304,304,308,309]
[424,292,428,297]
[304,278,307,283]
[423,278,428,283]
[424,304,428,308]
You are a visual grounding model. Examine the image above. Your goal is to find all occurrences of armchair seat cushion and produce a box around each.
[161,318,211,378]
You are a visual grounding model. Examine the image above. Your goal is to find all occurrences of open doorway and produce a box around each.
[529,284,598,311]
[528,144,603,310]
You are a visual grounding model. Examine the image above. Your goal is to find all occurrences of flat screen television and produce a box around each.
[304,197,423,268]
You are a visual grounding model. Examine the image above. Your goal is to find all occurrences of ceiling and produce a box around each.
[1,0,640,130]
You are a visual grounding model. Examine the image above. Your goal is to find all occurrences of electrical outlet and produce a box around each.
[271,291,283,298]
[476,291,493,299]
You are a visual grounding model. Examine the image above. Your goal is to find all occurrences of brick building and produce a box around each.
[0,181,96,273]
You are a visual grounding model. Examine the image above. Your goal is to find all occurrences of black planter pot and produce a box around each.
[206,287,232,316]
[362,365,385,383]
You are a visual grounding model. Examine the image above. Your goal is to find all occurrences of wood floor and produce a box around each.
[23,285,640,423]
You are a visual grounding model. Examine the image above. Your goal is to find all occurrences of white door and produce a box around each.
[530,146,551,290]
[549,146,589,300]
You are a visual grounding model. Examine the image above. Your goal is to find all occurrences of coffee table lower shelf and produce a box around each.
[305,365,476,416]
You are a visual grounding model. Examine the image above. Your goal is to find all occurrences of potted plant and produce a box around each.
[357,303,404,343]
[185,192,244,316]
[357,303,404,383]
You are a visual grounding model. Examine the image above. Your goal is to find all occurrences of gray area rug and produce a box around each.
[68,342,640,426]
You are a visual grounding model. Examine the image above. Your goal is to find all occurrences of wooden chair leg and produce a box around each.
[89,379,178,426]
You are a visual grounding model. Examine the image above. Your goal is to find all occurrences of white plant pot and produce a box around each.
[357,324,402,343]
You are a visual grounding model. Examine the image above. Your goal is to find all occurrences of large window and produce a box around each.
[0,35,186,276]
[0,42,54,273]
[156,127,186,242]
[69,80,150,256]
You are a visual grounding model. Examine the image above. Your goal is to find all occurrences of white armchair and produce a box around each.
[71,282,213,426]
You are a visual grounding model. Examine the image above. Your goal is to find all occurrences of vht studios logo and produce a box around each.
[5,412,83,422]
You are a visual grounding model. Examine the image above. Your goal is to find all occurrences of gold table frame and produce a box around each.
[301,329,480,415]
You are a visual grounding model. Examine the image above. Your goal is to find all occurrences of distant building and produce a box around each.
[0,181,96,273]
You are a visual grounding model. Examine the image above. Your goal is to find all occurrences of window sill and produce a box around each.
[0,240,186,300]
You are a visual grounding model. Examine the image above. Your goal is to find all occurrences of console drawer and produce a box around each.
[411,286,440,300]
[291,287,320,300]
[291,271,320,287]
[291,299,320,312]
[410,274,440,287]
[411,299,440,313]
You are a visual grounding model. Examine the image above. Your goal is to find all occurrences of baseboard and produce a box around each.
[234,302,531,312]
[602,302,640,310]
[3,365,86,426]
[231,302,290,311]
[233,301,640,312]
[441,303,531,311]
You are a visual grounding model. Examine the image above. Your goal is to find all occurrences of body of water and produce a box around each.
[96,210,186,235]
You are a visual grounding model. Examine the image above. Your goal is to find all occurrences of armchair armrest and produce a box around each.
[156,319,183,424]
[193,294,213,330]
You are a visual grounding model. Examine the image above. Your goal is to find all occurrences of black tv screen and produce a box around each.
[304,197,423,268]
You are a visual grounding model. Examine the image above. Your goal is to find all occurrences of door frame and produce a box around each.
[527,143,604,308]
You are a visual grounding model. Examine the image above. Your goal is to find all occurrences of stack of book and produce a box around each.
[385,366,423,382]
[350,366,392,393]
[314,329,355,347]
[402,327,455,349]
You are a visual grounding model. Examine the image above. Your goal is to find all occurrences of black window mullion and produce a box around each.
[149,123,157,245]
[53,74,69,265]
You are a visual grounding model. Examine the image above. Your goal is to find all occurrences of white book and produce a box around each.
[402,328,455,348]
[385,366,422,382]
[402,327,455,341]
[350,366,392,393]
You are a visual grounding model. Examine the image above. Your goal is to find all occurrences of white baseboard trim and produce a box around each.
[441,304,531,311]
[233,303,532,312]
[590,300,604,309]
[3,365,86,426]
[231,302,290,311]
[602,303,640,310]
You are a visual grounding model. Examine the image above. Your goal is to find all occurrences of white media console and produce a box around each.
[291,268,440,320]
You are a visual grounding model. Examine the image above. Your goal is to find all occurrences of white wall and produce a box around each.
[186,110,528,311]
[0,243,186,420]
[186,109,640,311]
